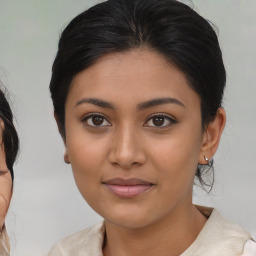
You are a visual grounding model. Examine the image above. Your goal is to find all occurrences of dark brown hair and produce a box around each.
[50,0,226,188]
[0,85,19,180]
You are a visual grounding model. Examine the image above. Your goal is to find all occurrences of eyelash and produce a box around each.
[81,113,176,128]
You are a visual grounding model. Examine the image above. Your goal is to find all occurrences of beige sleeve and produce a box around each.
[0,226,10,256]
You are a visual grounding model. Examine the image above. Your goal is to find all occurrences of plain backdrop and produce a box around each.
[0,0,255,255]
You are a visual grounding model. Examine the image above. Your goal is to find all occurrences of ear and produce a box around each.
[64,151,70,164]
[0,120,7,169]
[199,108,226,164]
[54,113,70,164]
[0,119,4,129]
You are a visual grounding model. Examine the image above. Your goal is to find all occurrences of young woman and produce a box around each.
[0,87,19,255]
[48,0,255,255]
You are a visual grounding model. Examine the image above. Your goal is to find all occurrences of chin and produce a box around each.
[101,206,157,230]
[107,216,152,230]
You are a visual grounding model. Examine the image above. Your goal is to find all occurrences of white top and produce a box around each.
[48,207,256,256]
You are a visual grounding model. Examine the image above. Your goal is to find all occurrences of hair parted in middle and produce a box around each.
[49,0,226,188]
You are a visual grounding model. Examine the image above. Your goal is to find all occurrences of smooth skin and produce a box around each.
[61,49,226,256]
[0,120,12,230]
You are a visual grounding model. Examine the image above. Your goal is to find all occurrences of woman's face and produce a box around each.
[64,49,206,229]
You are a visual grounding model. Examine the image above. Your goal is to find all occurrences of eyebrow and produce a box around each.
[75,98,114,109]
[75,97,185,110]
[138,97,185,110]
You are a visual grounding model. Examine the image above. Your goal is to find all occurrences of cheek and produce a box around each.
[68,138,104,173]
[148,127,202,188]
[65,132,110,196]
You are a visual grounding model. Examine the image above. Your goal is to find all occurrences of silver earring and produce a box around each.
[204,155,209,162]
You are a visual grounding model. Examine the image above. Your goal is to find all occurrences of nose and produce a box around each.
[108,125,146,169]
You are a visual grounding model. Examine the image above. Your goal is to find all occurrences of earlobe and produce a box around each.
[64,150,70,164]
[199,108,226,164]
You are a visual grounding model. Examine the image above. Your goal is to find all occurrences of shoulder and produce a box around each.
[241,239,256,256]
[48,221,105,256]
[183,206,253,256]
[197,206,251,243]
[204,209,252,254]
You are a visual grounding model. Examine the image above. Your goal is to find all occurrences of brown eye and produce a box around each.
[83,114,111,127]
[152,116,165,126]
[92,116,104,126]
[144,114,176,128]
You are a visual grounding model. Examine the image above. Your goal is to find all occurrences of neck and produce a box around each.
[103,203,207,256]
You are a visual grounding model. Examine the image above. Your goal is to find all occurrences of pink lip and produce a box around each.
[103,178,154,198]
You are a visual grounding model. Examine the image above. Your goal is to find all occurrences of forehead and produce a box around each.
[67,49,200,109]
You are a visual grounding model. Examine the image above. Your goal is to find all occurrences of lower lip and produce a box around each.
[104,184,153,198]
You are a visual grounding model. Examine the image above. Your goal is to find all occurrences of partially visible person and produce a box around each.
[0,86,19,255]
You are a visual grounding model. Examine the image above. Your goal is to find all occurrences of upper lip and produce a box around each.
[102,177,153,186]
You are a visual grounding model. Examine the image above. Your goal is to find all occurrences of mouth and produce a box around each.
[102,177,154,198]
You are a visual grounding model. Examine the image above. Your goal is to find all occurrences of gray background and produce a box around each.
[0,0,255,255]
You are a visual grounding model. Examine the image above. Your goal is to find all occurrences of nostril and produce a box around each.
[110,160,142,169]
[112,162,119,167]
